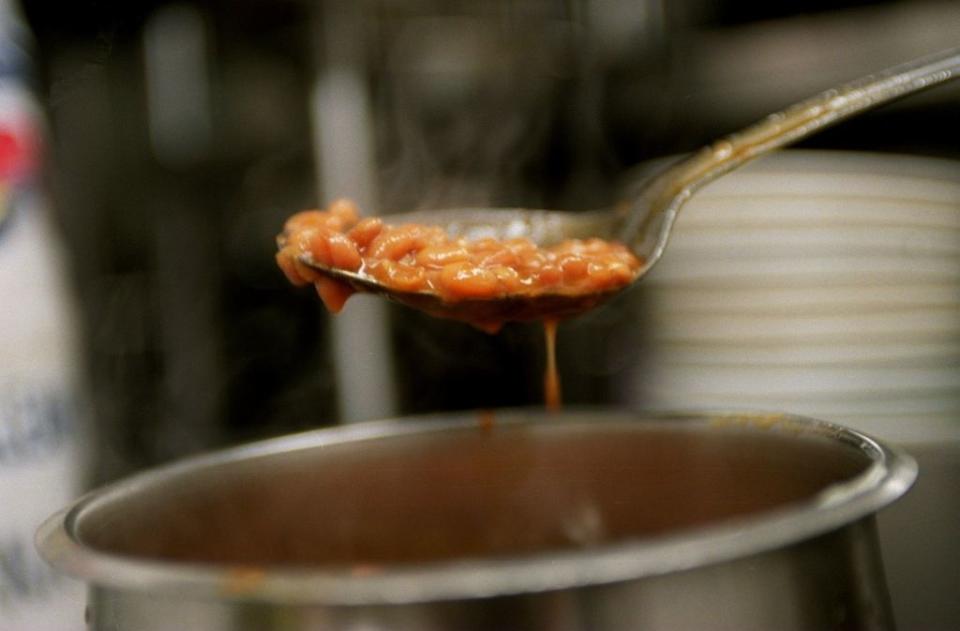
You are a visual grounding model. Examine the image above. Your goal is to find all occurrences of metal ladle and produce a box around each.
[295,47,960,324]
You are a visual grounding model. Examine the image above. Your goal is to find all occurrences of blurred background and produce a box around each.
[2,0,958,628]
[20,0,960,478]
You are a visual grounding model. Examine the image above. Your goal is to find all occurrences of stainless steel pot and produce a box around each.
[37,410,915,630]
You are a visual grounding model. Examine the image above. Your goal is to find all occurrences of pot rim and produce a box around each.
[36,408,916,605]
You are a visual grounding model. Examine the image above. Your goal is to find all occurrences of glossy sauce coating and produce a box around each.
[543,320,561,411]
[276,200,642,328]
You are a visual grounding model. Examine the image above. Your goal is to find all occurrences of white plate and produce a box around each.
[687,151,960,200]
[644,283,960,315]
[623,150,960,196]
[665,225,960,258]
[674,196,960,231]
[645,254,960,285]
[639,388,960,419]
[640,363,960,398]
[646,308,960,342]
[651,339,960,367]
[623,151,960,449]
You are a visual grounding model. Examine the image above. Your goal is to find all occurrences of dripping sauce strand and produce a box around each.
[477,320,559,428]
[543,319,561,412]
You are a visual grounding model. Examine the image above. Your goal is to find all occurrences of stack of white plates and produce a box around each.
[626,150,960,444]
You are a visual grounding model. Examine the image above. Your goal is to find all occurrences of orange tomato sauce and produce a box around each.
[277,199,642,409]
[277,200,640,310]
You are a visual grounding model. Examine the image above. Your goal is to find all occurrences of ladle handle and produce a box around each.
[623,47,960,264]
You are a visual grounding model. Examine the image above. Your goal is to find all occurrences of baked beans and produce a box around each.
[276,199,642,323]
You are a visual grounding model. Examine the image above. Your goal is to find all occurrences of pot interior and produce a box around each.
[76,417,872,568]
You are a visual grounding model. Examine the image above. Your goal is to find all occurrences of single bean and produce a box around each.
[536,264,562,287]
[327,198,360,225]
[416,243,471,267]
[487,265,523,293]
[276,250,309,286]
[585,261,634,289]
[327,232,362,271]
[439,262,499,299]
[478,248,519,268]
[314,277,353,313]
[347,217,383,249]
[368,224,441,260]
[308,229,334,267]
[292,257,322,283]
[369,260,428,292]
[559,255,588,282]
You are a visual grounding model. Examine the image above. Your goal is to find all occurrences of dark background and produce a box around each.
[19,0,960,482]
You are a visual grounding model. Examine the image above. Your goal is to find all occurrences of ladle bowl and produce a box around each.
[292,47,960,323]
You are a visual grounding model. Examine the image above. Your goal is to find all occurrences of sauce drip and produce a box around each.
[543,320,561,411]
